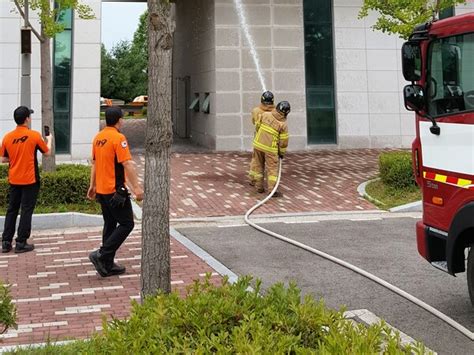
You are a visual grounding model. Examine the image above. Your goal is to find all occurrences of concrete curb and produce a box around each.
[357,179,422,213]
[357,178,386,207]
[170,228,239,284]
[0,212,103,232]
[389,200,422,213]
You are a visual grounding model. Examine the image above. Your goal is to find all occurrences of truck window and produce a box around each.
[427,33,474,117]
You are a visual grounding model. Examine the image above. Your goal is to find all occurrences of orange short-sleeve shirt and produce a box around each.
[1,126,49,185]
[92,126,132,194]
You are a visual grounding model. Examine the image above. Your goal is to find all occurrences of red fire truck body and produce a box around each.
[402,13,474,304]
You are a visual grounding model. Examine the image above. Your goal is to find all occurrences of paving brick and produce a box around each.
[0,230,222,346]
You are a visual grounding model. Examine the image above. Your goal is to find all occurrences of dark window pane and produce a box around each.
[53,6,73,154]
[54,88,70,112]
[440,7,454,20]
[54,112,71,154]
[57,8,72,29]
[304,0,336,144]
[427,33,474,117]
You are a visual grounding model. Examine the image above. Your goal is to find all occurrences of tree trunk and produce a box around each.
[141,0,174,297]
[40,25,56,172]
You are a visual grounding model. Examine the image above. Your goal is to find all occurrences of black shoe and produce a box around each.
[272,191,283,198]
[2,241,12,253]
[89,250,108,277]
[108,262,126,276]
[14,241,34,253]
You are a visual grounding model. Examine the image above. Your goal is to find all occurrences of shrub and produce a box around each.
[0,164,94,210]
[0,165,8,179]
[379,151,416,189]
[18,277,427,354]
[0,282,17,337]
[141,107,147,116]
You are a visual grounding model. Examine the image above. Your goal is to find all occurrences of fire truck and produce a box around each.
[402,13,474,305]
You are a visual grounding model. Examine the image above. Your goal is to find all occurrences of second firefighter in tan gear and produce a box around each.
[251,101,290,197]
[248,91,275,186]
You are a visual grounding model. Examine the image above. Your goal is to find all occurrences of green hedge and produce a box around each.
[0,164,93,209]
[379,151,416,189]
[15,277,427,354]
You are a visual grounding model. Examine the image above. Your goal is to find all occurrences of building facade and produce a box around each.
[1,1,474,159]
[0,0,102,161]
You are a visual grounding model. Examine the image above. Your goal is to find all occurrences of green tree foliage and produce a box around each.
[359,0,467,39]
[100,11,148,102]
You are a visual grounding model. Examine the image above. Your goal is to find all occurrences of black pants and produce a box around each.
[2,183,40,244]
[97,193,134,268]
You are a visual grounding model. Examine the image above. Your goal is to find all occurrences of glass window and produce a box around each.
[440,7,454,20]
[53,7,73,154]
[426,33,474,117]
[303,0,336,144]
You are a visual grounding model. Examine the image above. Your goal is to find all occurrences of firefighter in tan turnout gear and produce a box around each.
[251,101,290,198]
[248,91,275,186]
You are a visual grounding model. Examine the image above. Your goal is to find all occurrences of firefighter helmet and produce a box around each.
[261,91,274,105]
[276,101,291,116]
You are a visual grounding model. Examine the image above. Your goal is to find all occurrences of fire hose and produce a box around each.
[244,158,474,341]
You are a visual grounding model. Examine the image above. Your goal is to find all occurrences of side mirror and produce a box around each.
[403,84,425,112]
[402,42,422,81]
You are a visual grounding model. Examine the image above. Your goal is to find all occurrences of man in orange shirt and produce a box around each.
[87,107,144,277]
[1,106,52,253]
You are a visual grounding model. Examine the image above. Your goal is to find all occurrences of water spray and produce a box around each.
[234,0,266,92]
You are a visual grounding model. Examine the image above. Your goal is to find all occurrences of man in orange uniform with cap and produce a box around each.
[252,101,290,197]
[87,107,144,277]
[1,106,52,253]
[248,91,275,186]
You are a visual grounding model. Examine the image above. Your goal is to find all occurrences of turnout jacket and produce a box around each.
[251,104,275,131]
[253,110,289,156]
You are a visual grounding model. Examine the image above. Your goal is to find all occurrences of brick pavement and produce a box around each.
[134,149,381,218]
[0,229,220,346]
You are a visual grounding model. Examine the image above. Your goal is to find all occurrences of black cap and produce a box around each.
[105,106,123,126]
[13,106,33,125]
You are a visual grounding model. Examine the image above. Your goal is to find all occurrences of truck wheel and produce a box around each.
[468,245,474,306]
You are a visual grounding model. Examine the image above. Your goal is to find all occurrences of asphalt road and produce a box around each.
[177,216,474,354]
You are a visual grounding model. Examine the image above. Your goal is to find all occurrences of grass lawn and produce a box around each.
[365,179,421,210]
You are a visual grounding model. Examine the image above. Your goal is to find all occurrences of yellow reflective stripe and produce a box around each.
[268,175,277,182]
[434,174,447,183]
[280,133,289,139]
[260,124,279,136]
[249,170,263,178]
[253,141,278,154]
[458,178,472,187]
[280,148,287,153]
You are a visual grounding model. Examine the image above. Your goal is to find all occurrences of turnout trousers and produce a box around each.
[252,149,279,191]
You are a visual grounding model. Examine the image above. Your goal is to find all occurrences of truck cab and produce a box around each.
[402,13,474,305]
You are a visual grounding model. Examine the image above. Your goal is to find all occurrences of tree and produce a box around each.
[359,0,467,39]
[100,44,116,100]
[13,0,93,171]
[100,12,148,102]
[141,0,174,297]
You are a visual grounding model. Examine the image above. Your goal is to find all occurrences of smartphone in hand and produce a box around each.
[44,125,50,137]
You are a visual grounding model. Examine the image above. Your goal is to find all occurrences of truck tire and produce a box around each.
[468,245,474,307]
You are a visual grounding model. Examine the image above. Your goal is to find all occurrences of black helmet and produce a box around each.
[261,91,274,105]
[276,101,291,116]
